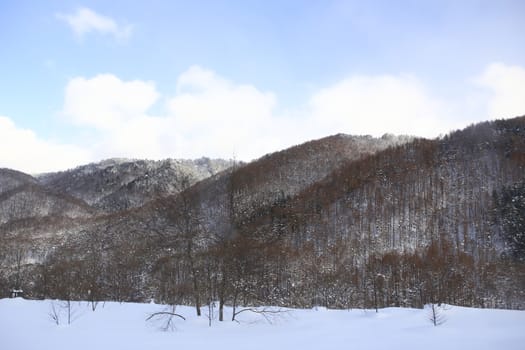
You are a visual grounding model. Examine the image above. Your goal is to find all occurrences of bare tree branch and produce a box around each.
[145,311,186,321]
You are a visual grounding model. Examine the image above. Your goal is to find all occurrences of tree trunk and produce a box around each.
[67,300,71,325]
[219,297,224,321]
[190,262,201,316]
[195,295,201,316]
[232,292,238,321]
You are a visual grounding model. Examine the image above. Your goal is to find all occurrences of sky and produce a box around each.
[1,0,524,173]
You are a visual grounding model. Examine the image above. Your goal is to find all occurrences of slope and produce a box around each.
[1,298,524,350]
[38,157,232,212]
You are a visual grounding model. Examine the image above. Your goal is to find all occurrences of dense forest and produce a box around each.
[1,117,524,318]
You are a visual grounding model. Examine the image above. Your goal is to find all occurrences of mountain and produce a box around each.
[0,117,524,311]
[0,157,232,286]
[0,168,94,227]
[38,157,232,212]
[0,168,38,194]
[246,118,525,254]
[0,183,94,225]
[154,133,413,239]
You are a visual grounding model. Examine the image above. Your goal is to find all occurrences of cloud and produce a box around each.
[167,66,280,160]
[474,62,525,119]
[98,115,168,160]
[58,66,452,162]
[305,62,525,139]
[0,116,92,174]
[5,63,523,173]
[59,66,284,161]
[306,74,448,138]
[60,74,166,160]
[53,62,525,168]
[56,7,132,41]
[62,74,159,130]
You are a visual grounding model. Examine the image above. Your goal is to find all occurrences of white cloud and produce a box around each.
[0,116,92,174]
[167,66,280,160]
[307,74,448,138]
[97,115,167,160]
[62,74,159,130]
[58,66,285,162]
[48,62,525,169]
[58,66,454,163]
[56,7,132,41]
[474,62,525,119]
[6,63,524,173]
[304,62,525,139]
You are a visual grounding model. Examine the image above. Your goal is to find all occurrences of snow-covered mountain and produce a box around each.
[1,117,524,310]
[38,157,233,212]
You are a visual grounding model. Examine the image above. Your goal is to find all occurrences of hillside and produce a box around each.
[0,168,38,194]
[0,117,524,312]
[38,157,232,212]
[230,117,525,308]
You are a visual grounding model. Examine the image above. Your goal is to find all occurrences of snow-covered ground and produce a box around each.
[1,298,524,350]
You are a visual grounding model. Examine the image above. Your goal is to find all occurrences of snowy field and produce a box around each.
[1,298,524,350]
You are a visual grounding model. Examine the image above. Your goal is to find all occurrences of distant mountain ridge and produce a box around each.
[37,157,233,212]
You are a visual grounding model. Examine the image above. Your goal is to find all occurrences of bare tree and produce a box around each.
[428,303,447,326]
[48,300,78,325]
[161,174,206,316]
[146,305,186,331]
[232,306,290,324]
[49,301,60,325]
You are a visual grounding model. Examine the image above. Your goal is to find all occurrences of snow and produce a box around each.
[1,298,524,350]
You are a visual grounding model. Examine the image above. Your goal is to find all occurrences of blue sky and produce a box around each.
[1,0,524,173]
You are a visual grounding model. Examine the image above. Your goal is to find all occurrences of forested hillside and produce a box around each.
[0,117,524,316]
[38,158,232,212]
